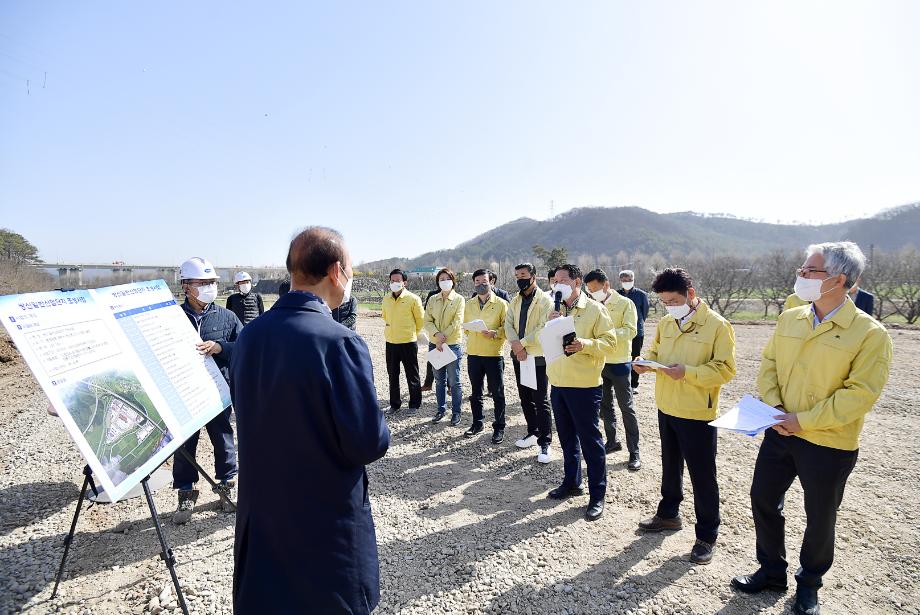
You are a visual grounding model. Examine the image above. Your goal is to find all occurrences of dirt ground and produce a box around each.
[0,316,918,614]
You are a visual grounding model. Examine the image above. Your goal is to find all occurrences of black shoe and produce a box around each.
[585,500,604,521]
[605,441,623,454]
[638,515,683,532]
[689,539,715,565]
[464,423,484,437]
[432,411,446,423]
[547,484,585,500]
[730,569,788,594]
[627,453,641,471]
[793,586,820,615]
[491,429,504,444]
[450,414,462,426]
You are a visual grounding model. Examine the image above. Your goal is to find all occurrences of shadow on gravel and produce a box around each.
[0,481,81,539]
[0,503,233,613]
[714,586,789,614]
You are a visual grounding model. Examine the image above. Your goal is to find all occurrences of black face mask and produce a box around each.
[516,278,532,291]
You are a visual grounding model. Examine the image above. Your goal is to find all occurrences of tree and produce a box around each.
[0,229,42,264]
[752,250,799,318]
[693,255,755,318]
[532,245,569,269]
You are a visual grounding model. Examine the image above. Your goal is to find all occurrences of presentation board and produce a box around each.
[0,280,231,502]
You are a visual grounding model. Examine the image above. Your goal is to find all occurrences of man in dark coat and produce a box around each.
[332,295,359,330]
[230,227,390,614]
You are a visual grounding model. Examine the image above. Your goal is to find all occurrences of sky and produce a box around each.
[1,1,918,267]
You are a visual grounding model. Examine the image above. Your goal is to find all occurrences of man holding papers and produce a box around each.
[545,264,616,522]
[504,263,554,463]
[634,267,736,565]
[424,268,466,425]
[463,269,509,443]
[382,268,425,413]
[732,242,892,615]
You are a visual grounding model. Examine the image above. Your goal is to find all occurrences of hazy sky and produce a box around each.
[2,1,918,266]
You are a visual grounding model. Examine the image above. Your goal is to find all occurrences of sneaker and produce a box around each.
[690,539,715,565]
[537,445,552,464]
[432,410,446,423]
[464,423,484,437]
[450,414,462,426]
[515,434,538,448]
[213,480,236,512]
[491,429,504,444]
[173,489,199,525]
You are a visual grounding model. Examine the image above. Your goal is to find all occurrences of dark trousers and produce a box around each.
[512,358,553,446]
[468,355,506,430]
[600,363,639,453]
[630,335,644,388]
[751,429,858,588]
[551,386,606,502]
[385,342,422,409]
[172,406,237,490]
[656,410,720,544]
[423,363,434,387]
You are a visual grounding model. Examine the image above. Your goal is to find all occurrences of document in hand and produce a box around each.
[520,355,538,390]
[427,345,459,370]
[709,395,783,436]
[537,316,576,365]
[462,319,489,332]
[632,359,668,370]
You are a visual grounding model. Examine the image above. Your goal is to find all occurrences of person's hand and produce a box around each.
[436,342,445,352]
[660,364,685,380]
[483,330,498,339]
[564,338,585,354]
[435,332,447,344]
[511,340,524,355]
[197,341,222,356]
[632,357,651,374]
[772,412,802,436]
[548,311,562,321]
[515,348,528,362]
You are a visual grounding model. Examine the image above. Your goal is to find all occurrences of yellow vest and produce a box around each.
[758,299,892,451]
[599,291,637,364]
[647,300,736,421]
[464,293,508,356]
[546,291,616,388]
[504,288,554,357]
[423,290,465,345]
[381,290,424,344]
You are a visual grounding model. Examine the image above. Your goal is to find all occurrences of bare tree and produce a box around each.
[693,255,755,318]
[752,251,799,318]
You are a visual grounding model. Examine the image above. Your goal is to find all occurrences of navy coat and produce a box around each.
[229,291,390,614]
[853,288,875,316]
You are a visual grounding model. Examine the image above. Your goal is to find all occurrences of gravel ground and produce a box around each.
[1,315,918,614]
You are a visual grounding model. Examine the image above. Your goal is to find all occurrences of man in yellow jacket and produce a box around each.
[463,269,509,443]
[504,263,555,464]
[382,268,425,413]
[584,268,641,470]
[732,242,892,615]
[545,264,616,522]
[634,267,736,566]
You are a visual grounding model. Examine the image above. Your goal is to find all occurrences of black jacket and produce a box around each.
[226,292,265,326]
[181,300,243,383]
[618,287,650,336]
[332,296,358,331]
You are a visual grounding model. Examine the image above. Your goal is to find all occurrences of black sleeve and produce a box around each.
[257,294,265,315]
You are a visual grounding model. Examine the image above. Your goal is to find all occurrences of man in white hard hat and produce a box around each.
[226,271,265,326]
[173,257,243,524]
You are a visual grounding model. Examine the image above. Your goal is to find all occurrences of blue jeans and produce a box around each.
[430,343,463,417]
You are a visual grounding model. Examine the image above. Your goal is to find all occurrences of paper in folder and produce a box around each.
[708,395,783,437]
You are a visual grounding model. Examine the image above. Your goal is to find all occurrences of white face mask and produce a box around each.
[390,281,404,293]
[621,281,634,291]
[238,283,252,294]
[590,289,608,303]
[794,275,831,303]
[195,283,218,305]
[439,279,454,292]
[335,265,353,307]
[666,302,691,320]
[553,283,574,302]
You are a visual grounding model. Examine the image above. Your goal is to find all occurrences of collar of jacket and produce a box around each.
[474,292,499,307]
[182,298,215,319]
[274,290,332,315]
[565,289,589,312]
[796,295,857,329]
[664,298,711,331]
[434,290,460,303]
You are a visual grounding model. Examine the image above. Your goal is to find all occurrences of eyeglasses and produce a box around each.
[184,280,216,287]
[796,267,828,277]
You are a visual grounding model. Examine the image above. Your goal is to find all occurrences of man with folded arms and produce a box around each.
[634,267,736,566]
[732,242,892,615]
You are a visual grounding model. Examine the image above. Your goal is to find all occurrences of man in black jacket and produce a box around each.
[617,269,650,393]
[226,271,264,326]
[332,295,358,330]
[173,257,243,525]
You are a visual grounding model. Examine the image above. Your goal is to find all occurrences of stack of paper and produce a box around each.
[632,359,668,370]
[709,395,783,437]
[427,345,459,369]
[537,316,576,364]
[462,319,489,332]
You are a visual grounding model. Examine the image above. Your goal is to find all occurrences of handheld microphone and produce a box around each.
[554,291,562,312]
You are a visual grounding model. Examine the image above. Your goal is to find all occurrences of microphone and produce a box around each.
[554,291,562,312]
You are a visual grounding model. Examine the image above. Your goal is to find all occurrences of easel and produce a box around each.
[51,448,237,615]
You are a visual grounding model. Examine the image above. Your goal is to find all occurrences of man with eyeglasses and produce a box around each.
[173,256,243,524]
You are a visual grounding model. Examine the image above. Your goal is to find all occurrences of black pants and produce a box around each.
[630,335,644,388]
[385,342,422,409]
[512,358,553,446]
[600,364,639,453]
[656,410,720,544]
[423,363,434,387]
[751,429,858,588]
[172,406,237,490]
[468,355,506,430]
[551,386,606,502]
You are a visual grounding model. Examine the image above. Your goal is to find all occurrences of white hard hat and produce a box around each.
[179,257,220,281]
[234,271,252,283]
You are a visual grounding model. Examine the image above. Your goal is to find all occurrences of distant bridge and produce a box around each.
[31,263,287,287]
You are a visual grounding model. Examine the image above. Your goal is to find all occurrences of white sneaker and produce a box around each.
[515,434,538,448]
[537,445,552,464]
